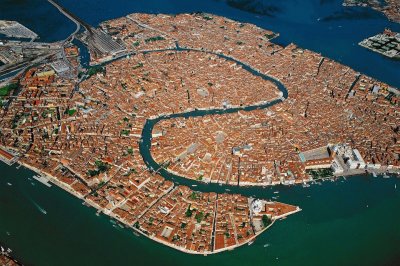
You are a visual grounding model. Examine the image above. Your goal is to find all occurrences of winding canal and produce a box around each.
[136,43,290,197]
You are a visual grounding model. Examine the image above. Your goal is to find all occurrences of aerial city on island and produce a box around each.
[0,0,399,261]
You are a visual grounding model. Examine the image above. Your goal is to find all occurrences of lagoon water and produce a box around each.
[1,162,400,266]
[1,0,400,265]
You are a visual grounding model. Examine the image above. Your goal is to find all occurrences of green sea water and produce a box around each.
[1,162,399,266]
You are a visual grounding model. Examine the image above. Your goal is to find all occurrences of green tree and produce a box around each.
[262,215,271,227]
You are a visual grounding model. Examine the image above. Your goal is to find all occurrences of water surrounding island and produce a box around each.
[1,163,399,266]
[1,0,400,265]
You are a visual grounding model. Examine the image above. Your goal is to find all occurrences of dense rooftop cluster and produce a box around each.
[0,252,20,266]
[151,45,400,185]
[1,12,397,253]
[98,12,400,185]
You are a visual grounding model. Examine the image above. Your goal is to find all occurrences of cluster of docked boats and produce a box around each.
[0,246,12,255]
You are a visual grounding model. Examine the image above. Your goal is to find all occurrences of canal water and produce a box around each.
[1,0,400,265]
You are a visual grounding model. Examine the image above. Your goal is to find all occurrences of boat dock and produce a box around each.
[32,175,52,187]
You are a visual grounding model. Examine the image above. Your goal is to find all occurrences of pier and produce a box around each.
[32,175,52,187]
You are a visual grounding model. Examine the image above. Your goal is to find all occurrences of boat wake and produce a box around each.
[32,201,47,215]
[25,194,47,215]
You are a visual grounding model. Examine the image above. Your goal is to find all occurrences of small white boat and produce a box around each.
[383,173,389,179]
[7,182,12,186]
[247,241,254,246]
[264,243,270,248]
[225,189,230,192]
[372,172,377,178]
[191,185,197,187]
[273,191,279,194]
